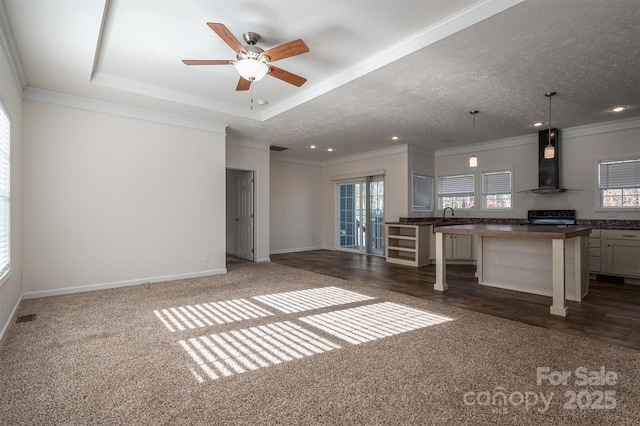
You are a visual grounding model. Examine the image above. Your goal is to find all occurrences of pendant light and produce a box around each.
[469,110,479,168]
[544,92,556,159]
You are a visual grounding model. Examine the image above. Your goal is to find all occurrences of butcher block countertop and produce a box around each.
[433,224,593,240]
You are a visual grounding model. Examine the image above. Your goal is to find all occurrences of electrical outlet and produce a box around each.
[203,253,210,262]
[606,212,617,218]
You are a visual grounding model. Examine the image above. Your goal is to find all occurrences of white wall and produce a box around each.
[22,101,227,296]
[0,40,24,339]
[270,159,322,253]
[226,140,270,262]
[434,118,640,220]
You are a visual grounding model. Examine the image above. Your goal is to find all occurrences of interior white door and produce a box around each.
[236,171,254,261]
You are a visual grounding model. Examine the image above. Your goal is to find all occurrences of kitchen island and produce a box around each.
[433,224,592,316]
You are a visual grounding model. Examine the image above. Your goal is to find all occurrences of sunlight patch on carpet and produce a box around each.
[252,286,375,313]
[153,299,274,332]
[299,302,453,344]
[180,321,341,381]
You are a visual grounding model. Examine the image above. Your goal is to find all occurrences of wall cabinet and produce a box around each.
[385,224,431,267]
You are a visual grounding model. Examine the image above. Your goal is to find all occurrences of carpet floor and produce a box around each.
[1,262,638,425]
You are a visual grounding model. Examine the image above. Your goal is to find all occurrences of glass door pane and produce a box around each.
[338,176,384,255]
[339,182,364,250]
[368,175,385,255]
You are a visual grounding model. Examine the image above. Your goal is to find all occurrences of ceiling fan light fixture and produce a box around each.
[234,58,269,81]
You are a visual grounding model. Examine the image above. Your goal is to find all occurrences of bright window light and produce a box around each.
[154,299,274,332]
[299,302,453,345]
[252,286,375,313]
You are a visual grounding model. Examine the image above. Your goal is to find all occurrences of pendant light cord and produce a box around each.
[548,93,552,145]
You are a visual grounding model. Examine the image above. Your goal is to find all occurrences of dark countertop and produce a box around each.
[386,217,640,230]
[433,224,593,240]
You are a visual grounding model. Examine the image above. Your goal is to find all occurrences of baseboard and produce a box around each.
[269,246,323,255]
[256,257,271,263]
[0,293,24,345]
[22,268,227,300]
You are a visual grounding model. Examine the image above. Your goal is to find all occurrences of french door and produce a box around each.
[338,175,384,255]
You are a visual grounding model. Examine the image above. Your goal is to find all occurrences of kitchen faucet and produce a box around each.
[443,207,455,221]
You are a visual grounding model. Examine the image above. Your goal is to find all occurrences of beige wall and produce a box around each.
[0,45,24,339]
[270,159,322,253]
[320,150,409,248]
[226,141,270,262]
[22,102,227,296]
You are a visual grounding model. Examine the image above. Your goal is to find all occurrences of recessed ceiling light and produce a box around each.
[257,100,268,105]
[391,136,399,140]
[611,106,627,112]
[310,145,316,149]
[327,148,334,152]
[533,122,544,127]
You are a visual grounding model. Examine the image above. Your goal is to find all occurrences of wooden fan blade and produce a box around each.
[236,77,251,91]
[261,39,309,62]
[207,23,246,53]
[267,65,307,87]
[182,59,233,65]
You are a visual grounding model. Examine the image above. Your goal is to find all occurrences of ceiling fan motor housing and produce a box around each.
[243,31,260,45]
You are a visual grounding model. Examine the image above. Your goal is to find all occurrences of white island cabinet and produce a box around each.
[433,224,592,317]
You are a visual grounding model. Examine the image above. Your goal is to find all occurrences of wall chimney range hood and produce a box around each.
[530,128,566,194]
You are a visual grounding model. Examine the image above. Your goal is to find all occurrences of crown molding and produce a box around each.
[0,0,27,90]
[435,116,640,157]
[261,0,524,121]
[435,133,535,157]
[23,87,227,134]
[321,144,408,167]
[226,137,270,151]
[562,116,640,139]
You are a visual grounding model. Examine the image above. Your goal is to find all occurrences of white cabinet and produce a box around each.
[385,224,431,267]
[604,229,640,278]
[446,234,473,260]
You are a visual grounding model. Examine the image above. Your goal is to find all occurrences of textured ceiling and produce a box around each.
[3,0,639,162]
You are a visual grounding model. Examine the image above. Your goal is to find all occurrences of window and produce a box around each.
[0,104,9,279]
[412,173,433,212]
[482,170,512,209]
[437,173,474,209]
[598,157,640,208]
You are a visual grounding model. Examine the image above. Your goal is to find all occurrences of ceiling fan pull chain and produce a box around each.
[250,83,254,110]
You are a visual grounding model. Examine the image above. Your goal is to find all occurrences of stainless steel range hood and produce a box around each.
[530,128,566,194]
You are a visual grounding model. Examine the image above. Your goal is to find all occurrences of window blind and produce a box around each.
[437,174,474,196]
[0,105,9,276]
[599,158,640,189]
[482,170,512,195]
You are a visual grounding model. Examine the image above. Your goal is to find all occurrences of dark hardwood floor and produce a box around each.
[270,250,640,351]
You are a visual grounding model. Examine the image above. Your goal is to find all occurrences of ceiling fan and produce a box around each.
[183,23,309,91]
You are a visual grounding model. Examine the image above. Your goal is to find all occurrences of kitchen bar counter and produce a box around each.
[434,224,593,239]
[432,224,592,317]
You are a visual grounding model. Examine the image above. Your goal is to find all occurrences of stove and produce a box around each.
[527,209,576,226]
